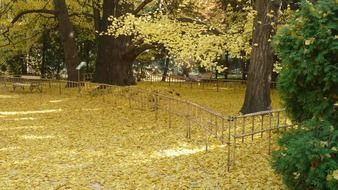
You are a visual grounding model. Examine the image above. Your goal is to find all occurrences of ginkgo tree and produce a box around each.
[95,0,255,85]
[1,0,255,86]
[0,0,81,81]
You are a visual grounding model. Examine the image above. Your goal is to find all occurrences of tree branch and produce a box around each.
[133,0,153,15]
[176,17,224,35]
[133,43,159,57]
[11,9,58,24]
[68,12,94,19]
[124,39,159,60]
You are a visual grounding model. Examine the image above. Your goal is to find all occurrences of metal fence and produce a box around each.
[0,75,293,171]
[80,72,277,91]
[145,74,278,91]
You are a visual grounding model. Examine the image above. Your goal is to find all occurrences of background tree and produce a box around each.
[272,0,338,189]
[0,0,87,81]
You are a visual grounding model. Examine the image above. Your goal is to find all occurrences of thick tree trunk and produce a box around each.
[93,0,136,85]
[240,0,281,114]
[94,36,135,85]
[53,0,79,82]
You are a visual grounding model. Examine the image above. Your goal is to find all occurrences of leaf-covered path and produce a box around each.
[0,88,286,189]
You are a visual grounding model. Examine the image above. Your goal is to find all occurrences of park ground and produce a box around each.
[0,82,285,189]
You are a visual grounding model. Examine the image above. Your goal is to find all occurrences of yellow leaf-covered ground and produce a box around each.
[0,84,286,189]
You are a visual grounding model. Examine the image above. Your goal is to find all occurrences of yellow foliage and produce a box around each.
[0,84,285,189]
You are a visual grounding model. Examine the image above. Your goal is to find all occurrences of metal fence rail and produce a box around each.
[145,74,277,91]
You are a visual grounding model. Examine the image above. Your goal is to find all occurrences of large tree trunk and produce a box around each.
[240,0,282,114]
[53,0,79,82]
[93,0,135,85]
[95,36,135,85]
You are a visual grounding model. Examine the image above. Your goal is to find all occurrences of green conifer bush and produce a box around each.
[272,0,338,189]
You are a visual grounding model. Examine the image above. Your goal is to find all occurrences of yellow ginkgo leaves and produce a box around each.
[0,86,285,189]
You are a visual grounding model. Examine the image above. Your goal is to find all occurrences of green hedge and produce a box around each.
[272,0,338,189]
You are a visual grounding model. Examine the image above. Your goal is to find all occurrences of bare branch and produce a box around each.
[133,0,153,15]
[11,9,58,24]
[69,12,94,19]
[124,41,160,61]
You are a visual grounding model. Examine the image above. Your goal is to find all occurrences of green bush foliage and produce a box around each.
[272,0,338,189]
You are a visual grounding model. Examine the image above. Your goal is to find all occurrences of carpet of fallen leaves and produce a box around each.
[0,83,286,190]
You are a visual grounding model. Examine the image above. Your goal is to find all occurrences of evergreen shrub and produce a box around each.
[272,0,338,189]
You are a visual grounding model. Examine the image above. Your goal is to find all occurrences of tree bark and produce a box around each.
[240,0,282,114]
[95,36,136,85]
[93,0,136,85]
[53,0,79,82]
[93,0,154,85]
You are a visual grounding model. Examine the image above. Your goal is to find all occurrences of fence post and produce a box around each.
[233,117,237,166]
[186,103,192,139]
[205,127,208,152]
[214,115,218,138]
[268,114,272,154]
[187,117,191,139]
[227,116,232,172]
[251,116,255,141]
[154,93,158,120]
[261,115,264,137]
[242,117,246,143]
[59,82,62,95]
[168,99,172,128]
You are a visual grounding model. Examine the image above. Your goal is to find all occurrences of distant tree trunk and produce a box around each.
[41,28,47,78]
[21,56,27,75]
[53,0,79,82]
[182,66,190,78]
[162,56,169,81]
[240,0,282,114]
[224,51,229,79]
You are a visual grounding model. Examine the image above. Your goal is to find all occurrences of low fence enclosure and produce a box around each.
[0,76,294,172]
